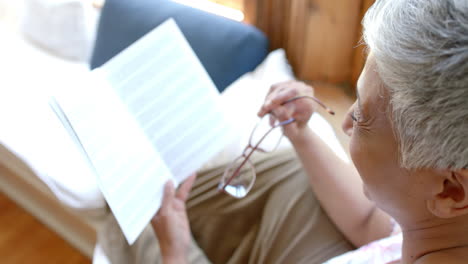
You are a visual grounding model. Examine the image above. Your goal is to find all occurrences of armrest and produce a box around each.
[0,37,105,209]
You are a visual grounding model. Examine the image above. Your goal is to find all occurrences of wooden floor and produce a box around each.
[0,192,90,264]
[0,83,354,264]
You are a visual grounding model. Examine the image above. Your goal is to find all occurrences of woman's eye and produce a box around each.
[350,108,361,122]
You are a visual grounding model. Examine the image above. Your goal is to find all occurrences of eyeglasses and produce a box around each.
[218,95,335,198]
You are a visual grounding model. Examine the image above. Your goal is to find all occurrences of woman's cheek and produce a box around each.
[349,131,361,169]
[349,135,375,200]
[349,131,370,181]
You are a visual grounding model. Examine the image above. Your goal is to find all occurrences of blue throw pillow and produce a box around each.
[90,0,269,92]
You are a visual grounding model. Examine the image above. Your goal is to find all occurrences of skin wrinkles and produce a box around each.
[416,243,468,264]
[351,88,375,136]
[353,113,374,135]
[406,220,456,233]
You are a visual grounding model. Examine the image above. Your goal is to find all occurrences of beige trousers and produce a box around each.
[98,149,353,264]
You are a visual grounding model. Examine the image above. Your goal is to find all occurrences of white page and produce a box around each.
[53,19,235,244]
[54,72,173,245]
[100,19,236,184]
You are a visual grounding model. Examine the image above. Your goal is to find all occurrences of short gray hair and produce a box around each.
[363,0,468,169]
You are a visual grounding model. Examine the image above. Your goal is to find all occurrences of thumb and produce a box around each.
[161,180,175,208]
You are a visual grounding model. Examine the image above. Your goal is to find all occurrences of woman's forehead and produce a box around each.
[357,55,389,112]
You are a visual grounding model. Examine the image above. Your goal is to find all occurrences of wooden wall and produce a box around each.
[350,0,375,86]
[243,0,375,88]
[208,0,243,10]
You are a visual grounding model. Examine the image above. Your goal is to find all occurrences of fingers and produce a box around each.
[176,173,197,202]
[258,81,313,117]
[158,173,196,213]
[153,180,176,222]
[273,103,294,122]
[259,88,296,117]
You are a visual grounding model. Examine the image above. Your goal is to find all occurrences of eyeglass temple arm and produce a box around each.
[283,95,335,115]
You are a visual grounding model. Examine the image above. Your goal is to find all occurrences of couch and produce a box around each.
[0,0,349,262]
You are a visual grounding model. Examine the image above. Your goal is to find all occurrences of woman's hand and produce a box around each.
[257,81,316,141]
[151,174,197,264]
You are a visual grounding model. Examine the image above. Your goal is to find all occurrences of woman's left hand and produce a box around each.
[151,174,197,264]
[257,81,317,141]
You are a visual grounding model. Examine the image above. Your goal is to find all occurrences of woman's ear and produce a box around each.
[427,170,468,219]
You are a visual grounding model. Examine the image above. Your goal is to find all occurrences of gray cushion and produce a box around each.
[90,0,269,92]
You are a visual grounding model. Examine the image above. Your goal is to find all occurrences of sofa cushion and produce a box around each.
[90,0,269,92]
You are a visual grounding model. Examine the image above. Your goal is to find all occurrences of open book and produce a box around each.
[50,19,235,244]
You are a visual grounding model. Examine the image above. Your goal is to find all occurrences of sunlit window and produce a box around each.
[171,0,244,21]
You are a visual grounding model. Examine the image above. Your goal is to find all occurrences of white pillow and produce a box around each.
[21,0,99,61]
[201,49,349,170]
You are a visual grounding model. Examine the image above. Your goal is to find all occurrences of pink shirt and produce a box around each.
[324,233,402,264]
[324,220,402,264]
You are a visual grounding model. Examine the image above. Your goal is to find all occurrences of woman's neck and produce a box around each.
[400,217,468,263]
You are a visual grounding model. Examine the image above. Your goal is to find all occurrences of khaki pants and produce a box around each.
[98,149,353,264]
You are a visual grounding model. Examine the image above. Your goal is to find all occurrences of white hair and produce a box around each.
[363,0,468,169]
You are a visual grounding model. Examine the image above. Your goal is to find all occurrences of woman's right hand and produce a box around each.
[257,81,317,142]
[151,174,196,264]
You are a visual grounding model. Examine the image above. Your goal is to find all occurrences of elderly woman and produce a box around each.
[151,0,468,263]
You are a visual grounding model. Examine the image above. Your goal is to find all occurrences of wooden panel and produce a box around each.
[208,0,243,10]
[242,0,257,24]
[300,0,361,83]
[350,0,375,88]
[245,0,362,84]
[286,0,310,81]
